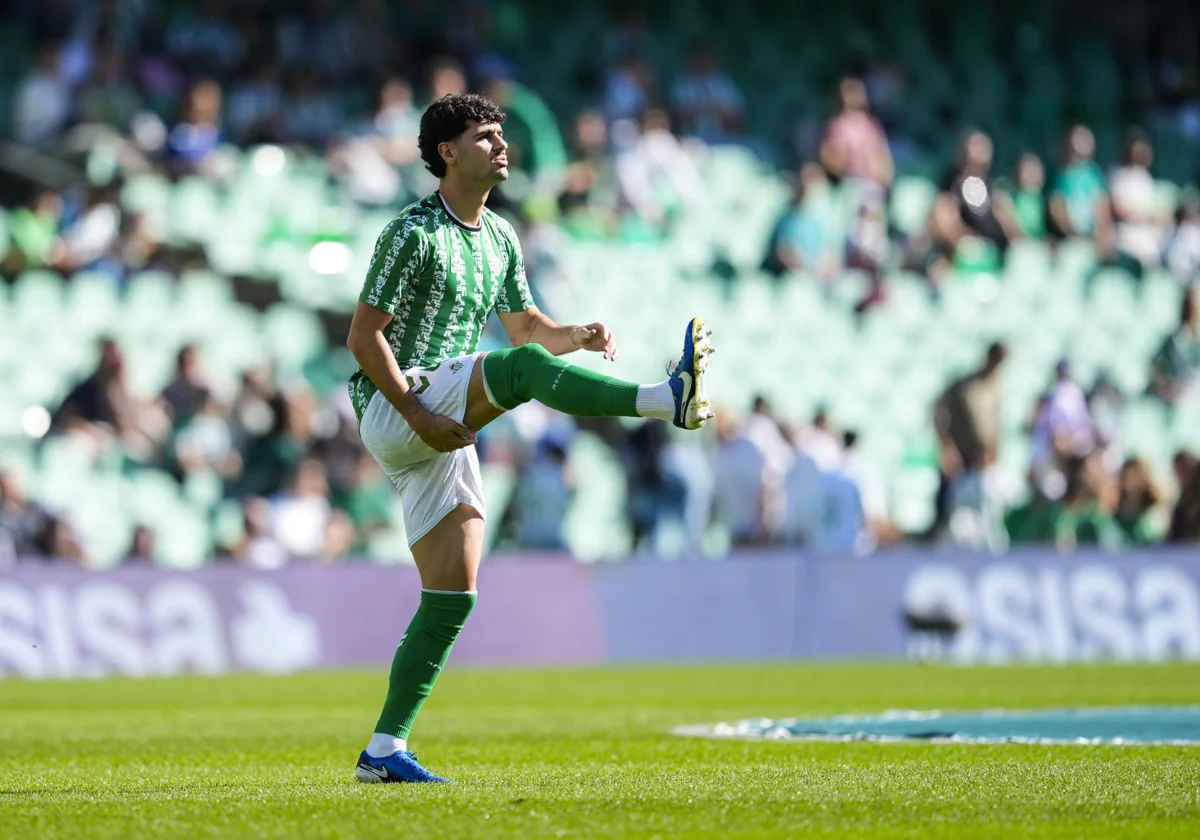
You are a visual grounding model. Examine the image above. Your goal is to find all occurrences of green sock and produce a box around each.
[374,590,476,739]
[483,343,641,415]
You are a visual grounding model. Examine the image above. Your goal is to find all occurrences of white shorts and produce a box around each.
[358,353,486,546]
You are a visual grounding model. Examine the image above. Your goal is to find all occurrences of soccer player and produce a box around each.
[347,94,713,783]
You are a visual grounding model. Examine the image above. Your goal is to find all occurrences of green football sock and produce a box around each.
[375,590,476,739]
[482,343,642,416]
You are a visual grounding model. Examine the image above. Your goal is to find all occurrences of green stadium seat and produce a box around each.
[890,465,939,534]
[563,431,630,560]
[73,494,134,568]
[66,271,121,337]
[154,503,212,569]
[889,176,938,238]
[262,304,328,376]
[169,177,223,245]
[13,270,65,324]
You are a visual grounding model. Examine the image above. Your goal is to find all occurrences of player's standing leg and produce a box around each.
[355,504,482,783]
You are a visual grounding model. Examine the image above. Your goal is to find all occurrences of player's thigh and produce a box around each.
[464,352,507,432]
[410,503,485,592]
[390,446,487,591]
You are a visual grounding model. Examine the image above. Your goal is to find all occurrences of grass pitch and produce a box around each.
[2,663,1199,839]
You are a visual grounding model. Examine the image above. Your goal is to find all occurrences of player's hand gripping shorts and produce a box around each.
[358,353,486,546]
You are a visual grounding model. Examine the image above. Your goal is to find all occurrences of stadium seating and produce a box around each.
[1,0,1196,562]
[2,141,1191,563]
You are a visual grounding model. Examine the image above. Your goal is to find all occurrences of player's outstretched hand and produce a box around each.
[572,322,618,361]
[409,408,477,452]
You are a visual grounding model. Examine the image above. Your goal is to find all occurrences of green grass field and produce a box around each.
[2,663,1199,839]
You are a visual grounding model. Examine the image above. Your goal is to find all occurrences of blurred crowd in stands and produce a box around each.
[2,0,1200,564]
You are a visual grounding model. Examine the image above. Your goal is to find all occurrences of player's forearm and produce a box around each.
[348,329,425,419]
[522,312,582,356]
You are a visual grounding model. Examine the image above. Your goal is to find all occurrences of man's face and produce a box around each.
[444,120,508,184]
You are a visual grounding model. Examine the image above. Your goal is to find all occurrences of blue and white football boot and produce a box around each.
[355,749,450,784]
[668,316,715,430]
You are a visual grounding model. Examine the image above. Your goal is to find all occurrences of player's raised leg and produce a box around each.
[464,317,715,432]
[356,503,483,784]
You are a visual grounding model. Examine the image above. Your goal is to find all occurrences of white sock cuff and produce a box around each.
[421,588,478,595]
[366,732,407,758]
[635,381,675,420]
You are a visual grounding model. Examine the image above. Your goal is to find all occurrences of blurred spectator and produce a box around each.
[118,209,165,273]
[930,130,1021,271]
[56,183,122,273]
[328,77,422,206]
[779,410,843,546]
[559,110,618,234]
[427,56,467,102]
[167,79,223,177]
[270,458,354,559]
[54,338,170,459]
[932,342,1007,544]
[38,516,87,565]
[1047,359,1098,463]
[1114,457,1167,545]
[762,163,839,282]
[237,388,314,498]
[1051,454,1122,551]
[712,398,791,546]
[670,47,744,145]
[274,0,359,83]
[15,41,70,145]
[226,58,284,145]
[1109,128,1169,273]
[1048,125,1111,245]
[6,190,64,271]
[605,54,653,123]
[77,48,142,133]
[625,421,676,553]
[338,452,393,552]
[602,8,657,70]
[820,76,893,189]
[0,471,54,564]
[372,77,421,149]
[228,496,288,568]
[514,434,573,550]
[173,389,243,481]
[863,61,907,138]
[1167,192,1200,282]
[1149,285,1200,405]
[1004,476,1057,546]
[614,108,705,229]
[829,430,896,553]
[845,184,889,312]
[1008,152,1047,238]
[1167,452,1200,544]
[123,525,156,563]
[165,0,245,77]
[281,70,343,147]
[159,345,209,425]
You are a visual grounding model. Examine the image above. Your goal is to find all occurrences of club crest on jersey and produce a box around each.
[450,361,464,373]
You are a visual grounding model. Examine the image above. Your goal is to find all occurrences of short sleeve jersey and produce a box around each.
[348,192,534,422]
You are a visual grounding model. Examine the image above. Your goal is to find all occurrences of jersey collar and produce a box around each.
[436,191,482,232]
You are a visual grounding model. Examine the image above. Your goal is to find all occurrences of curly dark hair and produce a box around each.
[418,94,507,178]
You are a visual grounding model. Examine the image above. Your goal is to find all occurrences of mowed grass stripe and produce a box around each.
[1,663,1198,839]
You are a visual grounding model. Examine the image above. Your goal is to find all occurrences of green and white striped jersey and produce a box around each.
[349,191,534,422]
